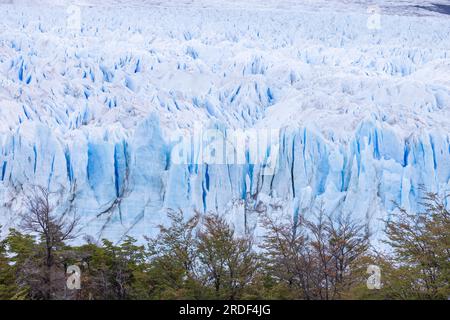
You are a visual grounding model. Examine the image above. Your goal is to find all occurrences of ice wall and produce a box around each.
[0,3,449,240]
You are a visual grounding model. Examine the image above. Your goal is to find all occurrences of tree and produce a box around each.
[259,211,311,299]
[146,209,201,299]
[72,237,149,300]
[0,226,18,299]
[305,208,369,299]
[101,237,148,299]
[259,205,369,300]
[378,192,450,299]
[17,184,80,299]
[196,213,258,299]
[2,228,38,299]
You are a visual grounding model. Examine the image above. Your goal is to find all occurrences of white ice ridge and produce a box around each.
[0,1,449,241]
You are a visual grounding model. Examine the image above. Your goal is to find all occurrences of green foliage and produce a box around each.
[375,192,450,300]
[0,226,18,299]
[196,213,258,300]
[146,209,201,299]
[0,191,448,300]
[1,228,38,299]
[72,237,150,300]
[259,207,370,300]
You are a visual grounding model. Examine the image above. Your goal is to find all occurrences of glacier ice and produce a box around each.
[0,1,449,241]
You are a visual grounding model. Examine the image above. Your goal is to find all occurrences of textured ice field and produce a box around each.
[0,1,449,241]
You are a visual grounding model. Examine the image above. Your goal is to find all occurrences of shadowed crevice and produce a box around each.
[415,3,450,15]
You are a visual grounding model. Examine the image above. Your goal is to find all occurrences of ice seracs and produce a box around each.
[0,1,449,241]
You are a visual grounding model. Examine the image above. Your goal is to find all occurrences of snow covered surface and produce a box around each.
[0,0,449,241]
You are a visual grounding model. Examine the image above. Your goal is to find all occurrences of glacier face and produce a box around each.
[0,1,450,241]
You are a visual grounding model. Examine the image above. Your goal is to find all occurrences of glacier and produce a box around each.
[0,0,450,241]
